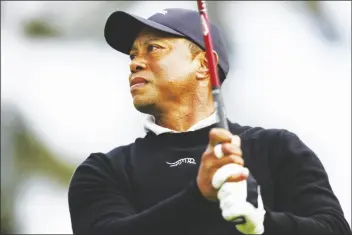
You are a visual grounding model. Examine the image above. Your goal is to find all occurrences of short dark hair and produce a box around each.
[189,41,203,59]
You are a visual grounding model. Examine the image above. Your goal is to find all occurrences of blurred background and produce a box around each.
[1,1,351,234]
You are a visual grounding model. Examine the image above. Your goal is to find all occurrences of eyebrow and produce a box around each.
[130,37,164,52]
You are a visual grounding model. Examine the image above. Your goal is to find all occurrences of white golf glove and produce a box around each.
[212,144,266,235]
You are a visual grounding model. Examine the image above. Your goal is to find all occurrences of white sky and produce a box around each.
[1,1,351,233]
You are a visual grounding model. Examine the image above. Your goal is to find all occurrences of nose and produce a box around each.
[130,57,147,74]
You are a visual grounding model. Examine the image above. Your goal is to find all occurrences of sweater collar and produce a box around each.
[144,112,218,135]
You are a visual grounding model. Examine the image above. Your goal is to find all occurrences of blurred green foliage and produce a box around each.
[23,19,62,38]
[20,1,337,50]
[1,104,76,233]
[14,122,75,185]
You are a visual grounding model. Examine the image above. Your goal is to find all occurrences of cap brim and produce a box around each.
[104,11,184,55]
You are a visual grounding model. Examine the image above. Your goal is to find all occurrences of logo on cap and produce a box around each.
[200,15,209,36]
[157,10,168,15]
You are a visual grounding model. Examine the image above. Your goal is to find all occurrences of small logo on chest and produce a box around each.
[166,158,196,167]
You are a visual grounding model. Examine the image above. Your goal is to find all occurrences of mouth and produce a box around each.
[130,77,148,90]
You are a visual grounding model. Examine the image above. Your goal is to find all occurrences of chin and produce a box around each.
[133,97,157,115]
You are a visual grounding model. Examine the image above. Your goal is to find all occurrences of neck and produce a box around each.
[153,98,215,132]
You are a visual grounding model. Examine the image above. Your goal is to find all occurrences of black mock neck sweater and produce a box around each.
[68,121,351,235]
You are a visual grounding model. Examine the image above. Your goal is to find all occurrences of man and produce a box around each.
[68,8,352,235]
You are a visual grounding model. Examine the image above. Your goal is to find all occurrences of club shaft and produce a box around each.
[212,88,229,130]
[197,0,228,130]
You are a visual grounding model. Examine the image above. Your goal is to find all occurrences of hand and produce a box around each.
[196,128,249,201]
[205,129,266,234]
[210,135,266,235]
[219,184,266,234]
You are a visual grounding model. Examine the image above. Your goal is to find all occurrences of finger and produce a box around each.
[218,181,247,206]
[214,143,242,159]
[220,191,235,210]
[208,128,233,147]
[216,154,244,167]
[212,164,249,189]
[204,154,244,172]
[223,201,265,235]
[226,171,249,182]
[234,202,266,234]
[230,155,244,166]
[231,135,241,148]
[214,144,224,159]
[202,153,244,172]
[222,143,242,157]
[222,202,251,222]
[209,154,244,170]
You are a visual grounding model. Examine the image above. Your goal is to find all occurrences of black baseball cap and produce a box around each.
[104,8,229,84]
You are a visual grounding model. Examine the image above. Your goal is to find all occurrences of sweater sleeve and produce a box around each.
[263,130,352,235]
[68,151,212,235]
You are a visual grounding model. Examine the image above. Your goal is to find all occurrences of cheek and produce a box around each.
[151,57,196,82]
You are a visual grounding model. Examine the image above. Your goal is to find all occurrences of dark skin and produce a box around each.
[128,27,248,201]
[129,27,214,131]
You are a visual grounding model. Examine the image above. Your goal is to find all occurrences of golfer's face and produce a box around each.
[128,27,200,112]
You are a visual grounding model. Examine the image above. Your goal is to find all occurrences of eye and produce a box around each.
[129,53,137,60]
[147,44,161,52]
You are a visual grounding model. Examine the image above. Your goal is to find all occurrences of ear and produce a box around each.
[196,50,219,80]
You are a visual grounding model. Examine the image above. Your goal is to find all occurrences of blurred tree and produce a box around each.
[20,1,136,40]
[18,1,339,43]
[305,1,339,42]
[16,1,341,73]
[287,1,340,42]
[23,18,63,38]
[1,103,76,233]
